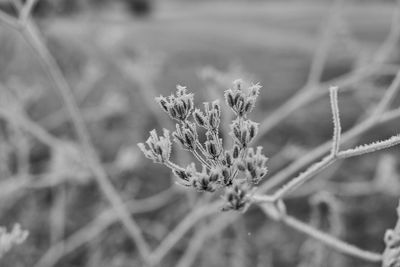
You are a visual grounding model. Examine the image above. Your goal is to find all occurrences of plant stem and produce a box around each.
[19,19,152,263]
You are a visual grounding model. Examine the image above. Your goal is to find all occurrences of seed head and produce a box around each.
[230,119,259,148]
[138,129,172,164]
[155,85,194,121]
[238,146,268,184]
[222,182,249,211]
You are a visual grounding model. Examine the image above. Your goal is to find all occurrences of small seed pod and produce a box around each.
[233,127,241,141]
[232,145,240,159]
[138,129,172,164]
[236,161,246,172]
[233,92,241,106]
[225,151,233,166]
[173,169,189,181]
[193,109,206,127]
[193,175,216,192]
[209,168,221,182]
[183,130,196,149]
[208,111,218,130]
[206,140,219,158]
[248,121,258,142]
[246,161,255,172]
[233,79,243,91]
[222,167,231,185]
[240,129,248,147]
[249,83,261,97]
[176,102,186,119]
[173,133,185,147]
[156,96,169,112]
[222,182,248,211]
[225,90,235,108]
[168,106,177,120]
[212,100,221,116]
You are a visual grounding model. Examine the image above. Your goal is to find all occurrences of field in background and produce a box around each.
[0,1,399,266]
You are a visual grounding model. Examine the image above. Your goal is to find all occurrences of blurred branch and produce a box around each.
[260,204,382,263]
[255,69,400,201]
[0,108,60,147]
[0,9,19,28]
[256,2,400,141]
[306,0,343,87]
[0,7,152,263]
[148,201,222,266]
[34,187,177,267]
[19,0,38,25]
[176,213,239,267]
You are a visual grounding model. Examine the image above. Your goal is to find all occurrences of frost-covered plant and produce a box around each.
[0,224,28,258]
[138,80,268,211]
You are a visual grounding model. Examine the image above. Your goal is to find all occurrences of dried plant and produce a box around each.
[138,80,268,211]
[139,80,400,265]
[0,0,400,266]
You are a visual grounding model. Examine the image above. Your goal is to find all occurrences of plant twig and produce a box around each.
[148,201,221,266]
[34,187,176,267]
[306,0,342,87]
[260,203,382,263]
[330,86,341,156]
[176,213,239,267]
[1,14,152,263]
[19,0,38,25]
[258,69,400,196]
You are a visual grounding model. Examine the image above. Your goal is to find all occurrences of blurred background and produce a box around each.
[0,0,400,266]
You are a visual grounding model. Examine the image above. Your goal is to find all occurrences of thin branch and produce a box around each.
[371,71,400,117]
[19,0,38,25]
[271,154,335,201]
[255,69,400,202]
[306,0,343,87]
[330,86,341,155]
[260,203,382,263]
[176,213,239,267]
[338,135,400,158]
[255,3,400,141]
[283,214,382,262]
[34,187,176,267]
[13,19,151,262]
[380,108,400,123]
[0,9,19,29]
[148,202,221,266]
[258,70,400,196]
[0,108,60,148]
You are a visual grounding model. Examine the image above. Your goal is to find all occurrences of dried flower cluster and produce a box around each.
[138,80,268,211]
[0,224,28,258]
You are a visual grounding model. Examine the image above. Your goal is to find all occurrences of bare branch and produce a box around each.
[338,135,400,158]
[0,9,19,29]
[306,0,343,87]
[329,86,341,156]
[19,0,38,25]
[260,203,382,263]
